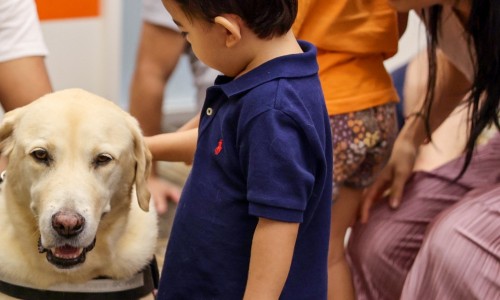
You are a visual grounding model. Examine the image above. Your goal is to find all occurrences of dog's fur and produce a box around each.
[0,89,157,291]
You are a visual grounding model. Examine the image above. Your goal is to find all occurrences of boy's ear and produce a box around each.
[214,15,242,48]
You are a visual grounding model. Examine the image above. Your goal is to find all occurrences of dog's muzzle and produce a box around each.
[38,237,96,269]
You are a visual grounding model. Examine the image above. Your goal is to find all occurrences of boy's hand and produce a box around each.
[243,218,299,300]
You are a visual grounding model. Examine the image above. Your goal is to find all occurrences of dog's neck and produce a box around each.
[0,258,158,299]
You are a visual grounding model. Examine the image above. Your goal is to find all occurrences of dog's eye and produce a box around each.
[94,153,113,167]
[30,148,51,164]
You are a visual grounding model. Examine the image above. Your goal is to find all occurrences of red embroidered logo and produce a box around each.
[214,139,223,155]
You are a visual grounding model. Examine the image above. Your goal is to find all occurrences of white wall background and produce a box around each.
[41,0,122,102]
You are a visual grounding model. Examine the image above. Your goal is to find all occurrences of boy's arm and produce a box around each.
[243,217,299,300]
[145,128,198,164]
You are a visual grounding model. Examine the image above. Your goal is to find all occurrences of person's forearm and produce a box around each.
[130,67,170,175]
[130,22,186,136]
[0,56,52,111]
[130,77,164,136]
[146,128,198,164]
[400,50,471,148]
[130,22,187,173]
[243,218,299,300]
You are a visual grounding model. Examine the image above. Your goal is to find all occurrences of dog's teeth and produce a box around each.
[53,246,84,259]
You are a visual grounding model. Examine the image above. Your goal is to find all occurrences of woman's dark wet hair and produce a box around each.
[421,0,500,178]
[172,0,298,39]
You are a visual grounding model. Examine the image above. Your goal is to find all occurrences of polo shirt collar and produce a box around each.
[215,40,318,98]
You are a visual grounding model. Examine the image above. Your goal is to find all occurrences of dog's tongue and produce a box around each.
[54,245,81,258]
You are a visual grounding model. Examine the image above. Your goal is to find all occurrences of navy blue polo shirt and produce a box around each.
[157,41,332,299]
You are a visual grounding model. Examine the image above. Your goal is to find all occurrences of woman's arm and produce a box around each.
[361,50,471,222]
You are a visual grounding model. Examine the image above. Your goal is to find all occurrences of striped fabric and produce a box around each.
[346,132,500,300]
[401,184,500,299]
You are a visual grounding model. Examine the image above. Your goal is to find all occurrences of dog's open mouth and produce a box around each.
[38,238,96,269]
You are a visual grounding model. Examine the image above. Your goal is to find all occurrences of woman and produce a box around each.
[347,0,500,299]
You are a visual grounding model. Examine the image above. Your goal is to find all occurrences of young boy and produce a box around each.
[147,0,332,298]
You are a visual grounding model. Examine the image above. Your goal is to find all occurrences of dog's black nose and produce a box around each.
[52,211,85,237]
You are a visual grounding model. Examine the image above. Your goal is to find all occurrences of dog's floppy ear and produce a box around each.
[0,106,25,156]
[127,115,152,212]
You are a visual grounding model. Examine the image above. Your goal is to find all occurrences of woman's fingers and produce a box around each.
[360,168,392,223]
[360,142,416,223]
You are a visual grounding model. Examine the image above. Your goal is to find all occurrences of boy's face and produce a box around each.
[162,0,224,73]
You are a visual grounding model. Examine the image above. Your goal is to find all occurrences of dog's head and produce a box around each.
[0,89,152,269]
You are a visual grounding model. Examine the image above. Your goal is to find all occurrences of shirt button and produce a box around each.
[206,107,213,116]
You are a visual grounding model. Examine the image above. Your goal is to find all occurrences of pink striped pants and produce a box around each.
[402,184,500,299]
[347,133,500,299]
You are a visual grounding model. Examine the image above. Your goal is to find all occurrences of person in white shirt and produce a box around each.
[0,0,52,112]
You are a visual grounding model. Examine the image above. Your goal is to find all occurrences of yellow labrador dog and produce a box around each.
[0,89,157,297]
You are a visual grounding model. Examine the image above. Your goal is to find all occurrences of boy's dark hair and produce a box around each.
[173,0,298,39]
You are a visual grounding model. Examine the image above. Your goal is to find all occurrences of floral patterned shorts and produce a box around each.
[330,103,398,199]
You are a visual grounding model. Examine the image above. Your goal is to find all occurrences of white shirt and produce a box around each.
[141,0,177,30]
[0,0,48,62]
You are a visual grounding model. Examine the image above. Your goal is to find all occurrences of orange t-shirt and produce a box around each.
[293,0,399,115]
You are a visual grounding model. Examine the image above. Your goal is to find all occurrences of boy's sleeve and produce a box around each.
[240,109,316,223]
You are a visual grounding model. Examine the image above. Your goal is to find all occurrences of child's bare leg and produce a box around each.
[328,186,363,300]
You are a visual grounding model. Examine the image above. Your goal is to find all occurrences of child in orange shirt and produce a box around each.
[293,1,401,299]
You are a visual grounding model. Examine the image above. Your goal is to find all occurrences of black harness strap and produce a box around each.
[0,258,159,300]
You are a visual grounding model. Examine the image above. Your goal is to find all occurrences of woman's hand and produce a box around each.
[360,135,419,223]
